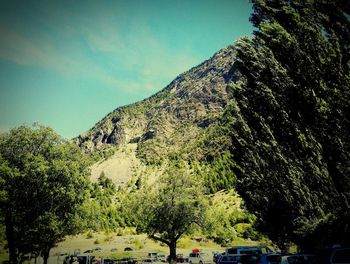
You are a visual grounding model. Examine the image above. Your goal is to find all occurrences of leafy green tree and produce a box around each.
[127,161,207,263]
[203,190,260,245]
[0,125,90,264]
[223,0,350,251]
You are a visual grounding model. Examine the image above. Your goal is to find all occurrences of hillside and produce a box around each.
[75,46,239,185]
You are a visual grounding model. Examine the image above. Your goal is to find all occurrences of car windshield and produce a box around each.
[227,248,237,254]
[332,249,350,263]
[222,256,238,261]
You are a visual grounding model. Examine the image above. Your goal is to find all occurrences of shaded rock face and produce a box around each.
[75,46,237,159]
[76,119,126,152]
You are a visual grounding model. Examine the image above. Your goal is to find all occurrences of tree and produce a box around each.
[223,0,350,251]
[128,161,207,263]
[0,124,90,264]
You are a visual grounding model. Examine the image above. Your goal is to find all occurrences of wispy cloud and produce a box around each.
[0,7,201,97]
[81,21,200,93]
[0,26,78,74]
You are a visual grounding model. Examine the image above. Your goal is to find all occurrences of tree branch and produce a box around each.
[149,234,170,246]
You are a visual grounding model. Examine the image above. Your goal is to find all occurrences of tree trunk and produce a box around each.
[43,245,51,264]
[168,240,177,264]
[5,209,17,264]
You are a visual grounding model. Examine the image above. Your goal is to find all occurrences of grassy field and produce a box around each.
[0,231,267,264]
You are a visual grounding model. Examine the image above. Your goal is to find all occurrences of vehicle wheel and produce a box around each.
[199,261,203,264]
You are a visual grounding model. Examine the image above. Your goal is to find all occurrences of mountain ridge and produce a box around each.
[75,45,238,165]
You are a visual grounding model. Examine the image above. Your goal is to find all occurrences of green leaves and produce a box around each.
[127,160,207,244]
[0,124,90,262]
[224,0,350,251]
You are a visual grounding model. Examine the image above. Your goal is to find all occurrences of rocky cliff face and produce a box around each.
[75,46,237,163]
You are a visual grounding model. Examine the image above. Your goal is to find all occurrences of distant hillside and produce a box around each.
[74,46,239,186]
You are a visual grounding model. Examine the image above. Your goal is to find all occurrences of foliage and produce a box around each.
[218,0,350,251]
[0,124,90,263]
[192,152,238,193]
[203,190,262,245]
[125,160,207,263]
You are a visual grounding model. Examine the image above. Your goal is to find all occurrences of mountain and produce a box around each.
[74,46,238,184]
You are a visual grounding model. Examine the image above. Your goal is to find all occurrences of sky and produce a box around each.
[0,0,253,139]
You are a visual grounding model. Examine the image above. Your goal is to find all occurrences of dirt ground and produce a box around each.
[0,231,263,264]
[47,232,223,264]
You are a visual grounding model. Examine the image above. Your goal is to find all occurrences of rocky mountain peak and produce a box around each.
[75,45,237,161]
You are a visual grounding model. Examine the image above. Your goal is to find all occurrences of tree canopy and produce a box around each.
[126,161,207,263]
[218,0,350,251]
[0,124,90,264]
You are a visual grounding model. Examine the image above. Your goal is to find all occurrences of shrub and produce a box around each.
[86,231,94,239]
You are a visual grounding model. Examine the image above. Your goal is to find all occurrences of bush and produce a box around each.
[177,237,193,249]
[86,231,94,239]
[133,237,144,249]
[116,228,124,236]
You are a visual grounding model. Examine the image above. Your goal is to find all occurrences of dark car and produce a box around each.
[257,253,282,264]
[218,255,240,264]
[213,253,223,264]
[318,246,350,264]
[218,254,259,264]
[280,254,315,264]
[177,254,189,263]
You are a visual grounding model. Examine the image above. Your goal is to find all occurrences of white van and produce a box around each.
[225,246,272,255]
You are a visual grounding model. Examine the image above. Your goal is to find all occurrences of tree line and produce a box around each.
[0,125,258,264]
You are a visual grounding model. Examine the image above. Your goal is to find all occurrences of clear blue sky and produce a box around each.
[0,0,253,139]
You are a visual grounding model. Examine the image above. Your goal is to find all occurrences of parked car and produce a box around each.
[217,254,259,264]
[213,253,222,264]
[147,252,166,262]
[189,252,212,264]
[177,254,189,263]
[119,257,138,264]
[63,255,95,264]
[142,258,157,264]
[148,253,158,259]
[318,245,350,264]
[157,254,166,262]
[257,253,282,264]
[225,246,272,255]
[217,255,240,264]
[280,254,315,264]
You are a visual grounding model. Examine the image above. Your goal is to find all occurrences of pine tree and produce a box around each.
[223,0,350,250]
